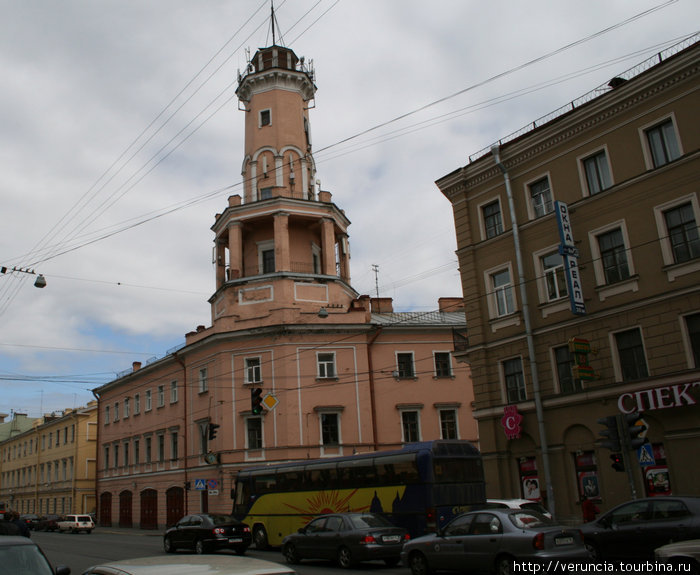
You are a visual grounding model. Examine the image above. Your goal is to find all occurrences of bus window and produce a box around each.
[308,462,337,489]
[277,466,306,491]
[338,459,376,487]
[376,454,420,485]
[434,458,482,483]
[252,472,277,494]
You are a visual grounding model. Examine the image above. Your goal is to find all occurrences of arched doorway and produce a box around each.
[119,490,133,528]
[99,492,112,527]
[165,486,184,527]
[140,489,158,530]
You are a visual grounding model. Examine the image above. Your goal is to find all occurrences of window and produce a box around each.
[123,442,129,467]
[528,177,553,218]
[503,357,526,403]
[541,252,567,301]
[482,200,503,239]
[134,393,141,415]
[582,150,612,195]
[157,385,165,408]
[198,368,208,393]
[396,352,415,378]
[664,203,700,264]
[685,313,700,368]
[157,434,165,463]
[124,397,130,419]
[597,228,630,284]
[401,411,420,443]
[103,447,109,471]
[170,432,178,461]
[170,381,178,404]
[104,405,110,425]
[321,413,339,446]
[259,109,271,127]
[145,389,152,411]
[440,409,458,440]
[145,437,152,463]
[114,402,119,421]
[645,119,680,168]
[614,328,648,381]
[246,418,263,450]
[434,352,452,378]
[554,345,581,394]
[492,269,515,316]
[242,357,261,384]
[317,352,336,378]
[260,187,273,200]
[133,439,140,465]
[113,444,119,469]
[262,248,275,274]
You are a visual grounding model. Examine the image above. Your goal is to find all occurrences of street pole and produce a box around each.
[616,414,637,499]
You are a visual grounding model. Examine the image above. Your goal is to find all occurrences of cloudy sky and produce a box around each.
[1,0,697,417]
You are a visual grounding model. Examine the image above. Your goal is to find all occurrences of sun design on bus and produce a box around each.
[283,488,369,523]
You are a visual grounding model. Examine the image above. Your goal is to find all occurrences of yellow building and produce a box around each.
[0,402,98,516]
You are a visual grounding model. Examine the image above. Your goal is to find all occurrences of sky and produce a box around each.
[0,0,698,418]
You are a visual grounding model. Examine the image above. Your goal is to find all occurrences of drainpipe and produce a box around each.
[491,145,555,518]
[174,353,189,514]
[366,326,383,450]
[91,389,101,524]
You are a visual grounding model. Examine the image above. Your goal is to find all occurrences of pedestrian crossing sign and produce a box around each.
[637,443,655,466]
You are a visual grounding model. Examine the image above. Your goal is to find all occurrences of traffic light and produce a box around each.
[251,387,263,415]
[622,413,647,450]
[208,422,220,440]
[597,415,621,451]
[610,453,625,472]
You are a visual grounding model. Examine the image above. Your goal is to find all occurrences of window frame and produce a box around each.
[400,410,421,443]
[479,197,504,240]
[244,356,262,384]
[525,174,554,220]
[681,312,700,369]
[579,147,613,196]
[486,264,516,318]
[319,412,341,448]
[552,345,582,394]
[198,367,208,394]
[317,352,336,379]
[170,380,178,404]
[157,385,165,408]
[653,194,700,280]
[433,351,452,378]
[640,115,682,169]
[246,416,264,452]
[258,240,275,275]
[502,356,527,403]
[396,352,415,379]
[145,389,152,412]
[259,108,271,128]
[589,220,637,300]
[611,327,649,382]
[439,408,459,440]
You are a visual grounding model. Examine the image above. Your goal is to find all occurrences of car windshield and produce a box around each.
[209,514,237,525]
[348,514,393,529]
[509,511,553,529]
[0,545,54,575]
[520,502,550,515]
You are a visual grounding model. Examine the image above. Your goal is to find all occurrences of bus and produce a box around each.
[231,440,485,548]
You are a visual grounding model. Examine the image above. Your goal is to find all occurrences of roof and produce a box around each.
[371,311,466,326]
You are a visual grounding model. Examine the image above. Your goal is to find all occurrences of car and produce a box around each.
[282,512,409,569]
[578,496,700,561]
[34,515,61,532]
[163,513,252,555]
[57,514,95,534]
[401,508,590,575]
[81,554,296,575]
[655,539,700,574]
[19,513,40,530]
[484,499,553,519]
[0,535,71,575]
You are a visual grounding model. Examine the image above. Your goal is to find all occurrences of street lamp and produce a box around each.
[1,266,47,288]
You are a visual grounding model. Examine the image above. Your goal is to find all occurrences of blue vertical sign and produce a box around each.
[555,201,586,315]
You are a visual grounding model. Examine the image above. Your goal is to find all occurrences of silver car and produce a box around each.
[81,555,296,575]
[401,508,590,575]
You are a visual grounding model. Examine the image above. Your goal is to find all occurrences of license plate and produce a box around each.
[555,536,574,545]
[382,535,400,543]
[229,538,243,543]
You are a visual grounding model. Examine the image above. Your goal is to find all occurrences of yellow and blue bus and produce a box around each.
[232,440,485,548]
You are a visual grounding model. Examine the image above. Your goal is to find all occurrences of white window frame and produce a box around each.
[395,352,415,379]
[399,408,422,443]
[639,113,682,170]
[145,389,152,412]
[317,352,336,379]
[113,402,119,422]
[501,356,527,403]
[653,193,700,281]
[485,263,517,322]
[438,408,459,440]
[532,245,569,316]
[244,357,262,384]
[123,397,130,419]
[245,416,264,458]
[588,220,638,301]
[478,197,504,240]
[259,108,272,128]
[198,367,208,394]
[609,326,649,383]
[433,351,452,378]
[157,385,165,408]
[104,405,110,425]
[578,146,613,197]
[170,381,178,404]
[134,393,141,415]
[524,173,554,220]
[318,411,342,456]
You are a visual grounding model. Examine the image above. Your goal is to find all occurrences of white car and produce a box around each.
[485,498,553,519]
[655,539,700,571]
[81,555,296,574]
[57,513,95,534]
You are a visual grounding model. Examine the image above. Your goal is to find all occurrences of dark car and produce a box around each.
[0,535,71,574]
[19,513,40,530]
[579,496,700,561]
[34,515,61,532]
[401,508,590,575]
[163,513,252,555]
[282,512,410,569]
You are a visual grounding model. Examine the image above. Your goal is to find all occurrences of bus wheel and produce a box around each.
[337,546,354,569]
[408,551,431,575]
[253,525,268,549]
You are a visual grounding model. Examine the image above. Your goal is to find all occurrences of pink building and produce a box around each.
[94,42,476,530]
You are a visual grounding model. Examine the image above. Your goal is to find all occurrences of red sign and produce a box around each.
[501,405,523,439]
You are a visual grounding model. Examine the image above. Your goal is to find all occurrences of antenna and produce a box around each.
[372,264,380,298]
[271,0,276,46]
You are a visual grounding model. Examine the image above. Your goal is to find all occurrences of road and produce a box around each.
[31,528,409,575]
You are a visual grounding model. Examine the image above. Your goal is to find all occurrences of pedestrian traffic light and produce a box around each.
[597,415,620,451]
[610,453,625,472]
[208,422,220,440]
[622,413,647,450]
[251,387,263,415]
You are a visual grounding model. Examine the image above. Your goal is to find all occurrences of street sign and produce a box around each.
[194,479,206,491]
[637,443,656,466]
[263,393,279,410]
[207,479,218,489]
[208,490,219,496]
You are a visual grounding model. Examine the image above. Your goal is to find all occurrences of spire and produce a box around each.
[269,0,284,47]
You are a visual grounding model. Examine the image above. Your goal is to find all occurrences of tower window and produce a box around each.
[259,109,271,127]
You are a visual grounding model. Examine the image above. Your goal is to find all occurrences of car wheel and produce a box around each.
[283,543,300,565]
[584,540,601,561]
[337,546,354,569]
[253,525,269,549]
[384,557,400,567]
[496,555,514,575]
[195,539,207,555]
[408,551,431,575]
[164,536,176,553]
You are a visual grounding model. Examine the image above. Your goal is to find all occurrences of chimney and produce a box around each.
[438,297,465,313]
[132,361,142,372]
[370,297,394,313]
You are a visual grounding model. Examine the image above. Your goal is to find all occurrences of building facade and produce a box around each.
[93,42,476,530]
[437,37,700,523]
[0,403,98,516]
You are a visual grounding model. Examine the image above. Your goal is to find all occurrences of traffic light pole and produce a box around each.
[615,414,638,499]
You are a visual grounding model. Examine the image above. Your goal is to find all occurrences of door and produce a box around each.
[166,487,184,528]
[119,490,133,528]
[432,513,474,571]
[464,513,503,572]
[99,492,112,527]
[140,488,158,530]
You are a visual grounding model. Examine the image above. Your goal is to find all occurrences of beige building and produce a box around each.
[92,41,477,531]
[0,402,98,515]
[437,36,700,523]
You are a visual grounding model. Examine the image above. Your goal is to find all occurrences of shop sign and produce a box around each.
[617,382,700,413]
[501,405,523,439]
[555,201,586,315]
